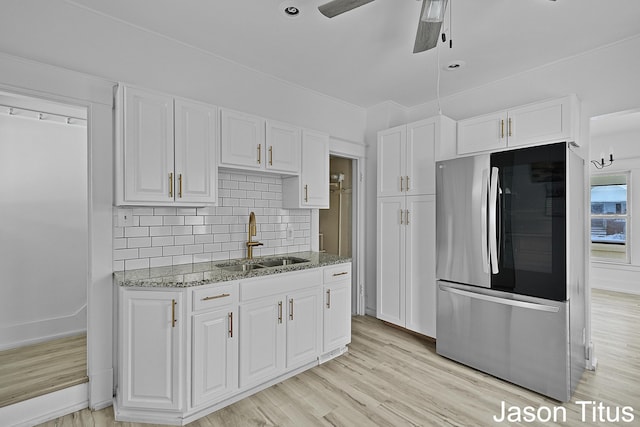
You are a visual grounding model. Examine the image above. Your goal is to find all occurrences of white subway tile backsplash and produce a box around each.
[163,216,184,226]
[113,171,312,270]
[124,227,149,238]
[127,237,152,248]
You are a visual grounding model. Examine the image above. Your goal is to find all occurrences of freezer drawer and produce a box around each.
[436,281,571,401]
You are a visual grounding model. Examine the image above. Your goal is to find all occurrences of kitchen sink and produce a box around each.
[217,263,265,273]
[258,257,310,267]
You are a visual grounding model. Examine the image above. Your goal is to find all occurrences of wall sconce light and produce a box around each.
[591,152,614,169]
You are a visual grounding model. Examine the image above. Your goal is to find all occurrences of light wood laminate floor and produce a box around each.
[39,290,639,426]
[0,334,87,408]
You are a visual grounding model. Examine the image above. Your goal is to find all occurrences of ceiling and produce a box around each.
[67,0,640,109]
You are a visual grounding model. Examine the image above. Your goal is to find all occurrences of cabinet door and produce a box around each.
[457,112,507,155]
[286,287,321,369]
[120,290,183,410]
[376,196,406,326]
[220,109,265,170]
[406,119,436,196]
[239,297,285,388]
[323,280,351,352]
[405,195,436,338]
[300,129,329,208]
[377,126,405,197]
[123,86,174,203]
[507,97,572,148]
[192,308,237,407]
[174,99,217,204]
[266,120,301,174]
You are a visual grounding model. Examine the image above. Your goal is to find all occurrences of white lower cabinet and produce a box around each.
[116,263,350,425]
[119,289,184,411]
[238,295,286,388]
[239,271,322,389]
[377,195,436,338]
[192,308,237,407]
[322,263,352,352]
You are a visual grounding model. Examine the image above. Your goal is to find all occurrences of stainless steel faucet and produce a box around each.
[246,212,263,259]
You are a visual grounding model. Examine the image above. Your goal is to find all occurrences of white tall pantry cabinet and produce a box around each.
[376,115,455,338]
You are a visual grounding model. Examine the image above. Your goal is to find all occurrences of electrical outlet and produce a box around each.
[117,209,134,227]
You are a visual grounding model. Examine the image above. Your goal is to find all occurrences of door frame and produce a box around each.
[325,138,366,316]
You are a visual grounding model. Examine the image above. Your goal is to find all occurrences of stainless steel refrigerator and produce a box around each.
[435,142,586,402]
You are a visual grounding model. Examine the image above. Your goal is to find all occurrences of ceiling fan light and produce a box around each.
[421,0,448,23]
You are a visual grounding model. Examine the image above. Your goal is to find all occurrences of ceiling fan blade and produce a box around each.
[318,0,376,18]
[413,0,443,53]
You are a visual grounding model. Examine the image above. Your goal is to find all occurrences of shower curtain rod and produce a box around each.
[2,104,87,124]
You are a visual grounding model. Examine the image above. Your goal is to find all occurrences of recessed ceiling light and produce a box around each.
[444,60,466,71]
[283,5,301,17]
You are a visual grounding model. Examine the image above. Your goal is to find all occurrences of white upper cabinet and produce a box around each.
[174,98,218,204]
[377,126,405,198]
[116,85,218,206]
[220,109,265,170]
[282,129,330,208]
[220,110,301,175]
[457,112,506,155]
[265,120,301,174]
[121,86,175,204]
[378,116,452,197]
[457,95,579,155]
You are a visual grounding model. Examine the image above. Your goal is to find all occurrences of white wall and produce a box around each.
[590,124,640,295]
[0,0,366,144]
[0,114,87,350]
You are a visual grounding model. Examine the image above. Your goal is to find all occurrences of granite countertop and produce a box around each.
[113,251,351,288]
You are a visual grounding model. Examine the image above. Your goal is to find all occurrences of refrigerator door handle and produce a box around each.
[480,169,490,274]
[489,167,499,274]
[439,284,560,313]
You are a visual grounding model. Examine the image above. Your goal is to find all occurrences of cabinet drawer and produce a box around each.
[240,269,322,302]
[323,263,351,284]
[193,283,237,312]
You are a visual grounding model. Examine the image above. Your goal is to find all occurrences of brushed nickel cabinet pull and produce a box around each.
[406,209,410,225]
[178,174,183,198]
[500,119,505,139]
[400,209,404,225]
[289,298,294,320]
[332,272,348,277]
[304,185,309,203]
[406,176,410,191]
[326,289,331,309]
[508,118,513,137]
[201,293,230,301]
[228,312,233,338]
[278,301,283,324]
[269,145,273,166]
[169,172,174,198]
[171,299,177,328]
[257,144,262,164]
[400,176,404,192]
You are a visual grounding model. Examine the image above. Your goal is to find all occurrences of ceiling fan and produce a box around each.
[318,0,449,53]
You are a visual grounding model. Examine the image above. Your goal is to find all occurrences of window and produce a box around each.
[590,173,629,262]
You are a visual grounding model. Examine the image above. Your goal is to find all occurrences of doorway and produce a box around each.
[0,91,88,407]
[319,155,359,313]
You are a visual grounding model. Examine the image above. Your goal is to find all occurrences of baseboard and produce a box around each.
[0,383,88,427]
[0,305,87,351]
[88,368,113,410]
